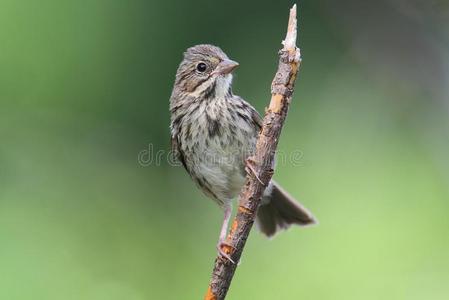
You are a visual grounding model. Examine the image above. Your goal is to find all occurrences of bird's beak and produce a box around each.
[212,59,239,76]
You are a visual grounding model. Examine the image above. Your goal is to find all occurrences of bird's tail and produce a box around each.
[256,181,317,237]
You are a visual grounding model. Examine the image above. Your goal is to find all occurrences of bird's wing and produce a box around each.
[170,136,188,171]
[251,109,263,130]
[234,95,263,130]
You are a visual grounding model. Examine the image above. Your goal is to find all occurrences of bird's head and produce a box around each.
[174,44,239,98]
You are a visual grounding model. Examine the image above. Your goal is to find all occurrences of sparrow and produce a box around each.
[169,44,316,262]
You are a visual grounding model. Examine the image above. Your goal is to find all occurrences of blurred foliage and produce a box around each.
[1,0,449,299]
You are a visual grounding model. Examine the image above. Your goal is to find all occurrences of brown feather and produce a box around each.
[256,181,317,237]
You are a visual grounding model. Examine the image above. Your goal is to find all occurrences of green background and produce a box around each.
[1,0,448,299]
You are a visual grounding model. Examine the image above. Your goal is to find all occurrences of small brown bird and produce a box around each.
[170,45,316,262]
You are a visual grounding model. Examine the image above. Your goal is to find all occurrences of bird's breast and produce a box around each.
[172,95,258,201]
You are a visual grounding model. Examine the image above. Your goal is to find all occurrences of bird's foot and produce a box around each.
[245,157,265,185]
[217,240,236,264]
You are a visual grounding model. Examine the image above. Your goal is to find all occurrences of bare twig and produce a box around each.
[204,5,302,300]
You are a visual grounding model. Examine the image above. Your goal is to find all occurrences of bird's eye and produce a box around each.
[196,62,207,73]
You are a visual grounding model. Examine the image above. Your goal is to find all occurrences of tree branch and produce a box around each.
[204,5,302,300]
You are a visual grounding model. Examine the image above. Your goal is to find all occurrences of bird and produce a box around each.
[169,44,316,262]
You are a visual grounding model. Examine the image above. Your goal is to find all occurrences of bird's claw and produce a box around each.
[245,157,265,185]
[217,241,236,264]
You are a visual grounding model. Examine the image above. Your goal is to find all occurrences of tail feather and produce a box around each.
[256,181,317,237]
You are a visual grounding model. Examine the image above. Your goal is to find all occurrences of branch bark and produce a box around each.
[204,5,302,300]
